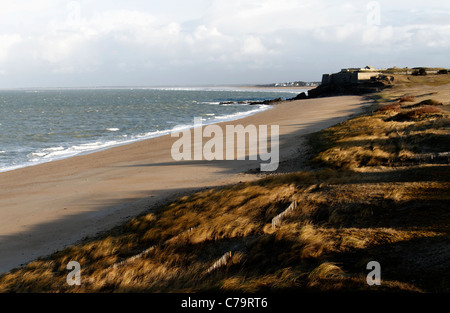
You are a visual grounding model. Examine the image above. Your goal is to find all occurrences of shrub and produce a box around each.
[397,96,415,103]
[437,69,449,75]
[412,68,427,76]
[393,106,442,121]
[418,99,443,106]
[376,103,401,113]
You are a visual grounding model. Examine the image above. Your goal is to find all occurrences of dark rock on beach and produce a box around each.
[220,98,285,106]
[248,97,284,105]
[292,92,308,100]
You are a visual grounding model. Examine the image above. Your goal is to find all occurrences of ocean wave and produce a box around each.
[25,127,186,165]
[0,89,280,173]
[0,164,23,172]
[212,105,272,123]
[27,143,114,162]
[16,104,271,170]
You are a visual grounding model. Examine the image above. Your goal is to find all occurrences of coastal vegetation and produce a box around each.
[0,74,448,293]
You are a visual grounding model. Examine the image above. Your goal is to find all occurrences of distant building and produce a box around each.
[322,66,383,86]
[263,81,319,88]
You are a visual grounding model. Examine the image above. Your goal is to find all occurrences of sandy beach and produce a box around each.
[0,95,366,274]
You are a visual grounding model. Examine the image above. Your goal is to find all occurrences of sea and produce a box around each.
[0,86,305,173]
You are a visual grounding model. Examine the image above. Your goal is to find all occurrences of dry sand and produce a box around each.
[0,96,367,274]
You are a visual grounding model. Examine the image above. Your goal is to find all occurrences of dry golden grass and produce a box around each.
[0,74,449,293]
[308,262,345,282]
[1,164,447,293]
[311,97,449,169]
[376,103,401,113]
[398,96,416,103]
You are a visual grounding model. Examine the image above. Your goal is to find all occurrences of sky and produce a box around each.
[0,0,449,88]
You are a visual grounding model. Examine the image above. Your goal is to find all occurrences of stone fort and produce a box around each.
[321,66,382,85]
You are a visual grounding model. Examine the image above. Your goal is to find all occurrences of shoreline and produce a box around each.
[0,95,367,274]
[239,85,315,90]
[0,86,300,174]
[0,103,274,174]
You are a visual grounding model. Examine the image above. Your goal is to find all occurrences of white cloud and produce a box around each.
[242,36,267,55]
[0,34,22,63]
[361,26,394,45]
[0,0,449,87]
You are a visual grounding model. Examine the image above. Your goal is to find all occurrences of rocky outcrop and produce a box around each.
[291,92,308,100]
[219,97,284,106]
[291,74,394,100]
[219,73,394,106]
[248,97,284,105]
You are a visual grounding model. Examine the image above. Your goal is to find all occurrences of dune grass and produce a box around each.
[0,75,449,293]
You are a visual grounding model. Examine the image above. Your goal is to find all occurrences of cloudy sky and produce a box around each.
[0,0,449,88]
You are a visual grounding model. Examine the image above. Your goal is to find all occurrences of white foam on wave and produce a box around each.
[0,101,273,173]
[20,126,186,168]
[106,128,120,132]
[27,143,118,162]
[0,164,23,172]
[212,105,272,123]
